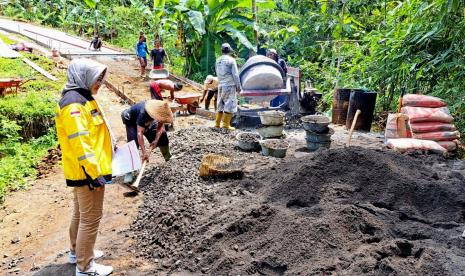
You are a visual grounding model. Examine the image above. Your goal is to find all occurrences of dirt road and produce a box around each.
[0,87,156,275]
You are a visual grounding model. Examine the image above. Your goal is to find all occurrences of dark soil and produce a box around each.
[131,127,465,275]
[37,147,61,178]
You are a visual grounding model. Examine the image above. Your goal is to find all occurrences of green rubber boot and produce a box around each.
[159,145,172,161]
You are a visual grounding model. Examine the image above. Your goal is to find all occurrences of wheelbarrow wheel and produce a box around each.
[187,104,197,115]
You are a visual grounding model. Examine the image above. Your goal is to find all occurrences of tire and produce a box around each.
[187,104,197,115]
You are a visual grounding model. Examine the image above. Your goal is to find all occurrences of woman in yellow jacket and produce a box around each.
[55,59,113,276]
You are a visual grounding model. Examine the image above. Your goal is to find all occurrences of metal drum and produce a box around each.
[332,88,351,125]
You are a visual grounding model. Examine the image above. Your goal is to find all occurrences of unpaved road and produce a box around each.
[0,88,154,275]
[0,84,211,275]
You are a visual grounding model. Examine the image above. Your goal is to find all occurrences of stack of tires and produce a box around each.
[401,94,460,151]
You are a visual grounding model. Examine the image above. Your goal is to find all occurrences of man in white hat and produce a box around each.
[214,43,241,130]
[121,100,173,183]
[201,75,219,111]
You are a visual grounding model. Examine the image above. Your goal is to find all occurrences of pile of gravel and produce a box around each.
[131,127,465,275]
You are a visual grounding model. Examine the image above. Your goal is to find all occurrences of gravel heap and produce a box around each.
[130,127,278,267]
[131,127,465,275]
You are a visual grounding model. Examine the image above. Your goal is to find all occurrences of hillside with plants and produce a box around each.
[0,34,66,202]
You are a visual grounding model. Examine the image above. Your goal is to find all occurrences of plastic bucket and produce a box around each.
[236,132,261,151]
[260,139,289,158]
[257,125,284,138]
[305,128,334,143]
[258,111,285,126]
[307,140,331,151]
[301,115,331,133]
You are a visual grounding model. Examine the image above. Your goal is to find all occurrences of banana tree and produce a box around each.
[155,0,275,77]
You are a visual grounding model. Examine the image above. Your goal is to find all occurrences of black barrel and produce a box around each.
[332,88,352,125]
[346,89,377,131]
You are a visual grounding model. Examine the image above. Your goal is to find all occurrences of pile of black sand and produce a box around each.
[131,127,465,275]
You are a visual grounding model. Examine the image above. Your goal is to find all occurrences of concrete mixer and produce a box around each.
[235,55,300,128]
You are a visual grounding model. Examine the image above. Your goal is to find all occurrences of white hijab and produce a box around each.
[63,58,107,93]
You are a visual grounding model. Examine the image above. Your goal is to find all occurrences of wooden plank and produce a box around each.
[22,58,57,81]
[104,80,136,105]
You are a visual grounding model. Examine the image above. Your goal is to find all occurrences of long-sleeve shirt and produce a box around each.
[215,54,241,90]
[135,42,148,58]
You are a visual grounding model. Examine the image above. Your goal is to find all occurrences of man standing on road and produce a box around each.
[136,36,149,78]
[201,75,219,111]
[214,43,241,130]
[55,59,114,276]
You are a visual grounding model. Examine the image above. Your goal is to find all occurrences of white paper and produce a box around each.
[112,141,142,177]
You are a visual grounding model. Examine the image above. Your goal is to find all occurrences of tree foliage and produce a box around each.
[1,0,464,137]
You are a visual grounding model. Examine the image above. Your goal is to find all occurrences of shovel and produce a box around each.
[347,109,361,147]
[128,160,147,192]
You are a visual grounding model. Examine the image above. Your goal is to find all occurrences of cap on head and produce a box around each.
[221,43,232,54]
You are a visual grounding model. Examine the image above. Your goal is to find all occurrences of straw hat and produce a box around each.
[145,100,174,124]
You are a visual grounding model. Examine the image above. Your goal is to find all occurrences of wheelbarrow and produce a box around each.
[148,67,170,79]
[174,93,201,115]
[0,78,35,96]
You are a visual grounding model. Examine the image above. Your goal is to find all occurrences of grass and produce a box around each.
[0,36,65,203]
[0,33,15,45]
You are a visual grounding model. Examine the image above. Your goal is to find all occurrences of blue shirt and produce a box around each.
[136,42,148,58]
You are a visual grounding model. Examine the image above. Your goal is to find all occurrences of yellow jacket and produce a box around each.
[55,88,112,188]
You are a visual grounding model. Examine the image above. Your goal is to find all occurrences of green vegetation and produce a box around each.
[0,0,464,138]
[0,42,64,202]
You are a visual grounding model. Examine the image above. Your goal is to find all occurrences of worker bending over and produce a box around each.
[215,43,241,130]
[201,75,219,111]
[88,35,102,51]
[55,59,113,276]
[149,79,183,101]
[121,100,173,183]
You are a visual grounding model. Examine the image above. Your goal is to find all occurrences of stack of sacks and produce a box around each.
[401,94,460,151]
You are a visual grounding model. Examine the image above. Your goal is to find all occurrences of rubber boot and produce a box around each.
[159,145,172,161]
[222,112,235,131]
[215,112,223,128]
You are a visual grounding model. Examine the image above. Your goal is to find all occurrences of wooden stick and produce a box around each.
[22,58,57,81]
[347,109,361,147]
[131,160,147,190]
